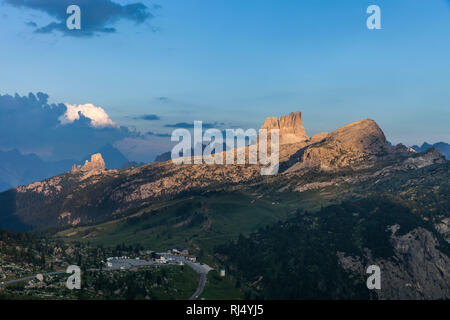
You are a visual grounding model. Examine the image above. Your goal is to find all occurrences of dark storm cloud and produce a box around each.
[134,114,160,121]
[0,92,138,160]
[164,122,224,129]
[4,0,159,37]
[147,131,170,137]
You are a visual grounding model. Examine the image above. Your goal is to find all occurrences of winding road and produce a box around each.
[158,253,212,300]
[189,272,207,300]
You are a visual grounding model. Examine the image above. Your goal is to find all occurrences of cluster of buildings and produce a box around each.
[171,246,197,262]
[103,247,198,269]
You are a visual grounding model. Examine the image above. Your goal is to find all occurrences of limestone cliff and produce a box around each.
[338,227,450,299]
[284,118,423,172]
[72,153,106,172]
[260,111,308,145]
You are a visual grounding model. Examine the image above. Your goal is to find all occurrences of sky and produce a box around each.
[0,0,449,162]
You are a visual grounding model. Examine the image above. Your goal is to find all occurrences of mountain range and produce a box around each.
[0,111,449,299]
[0,144,129,192]
[411,142,450,159]
[0,149,73,192]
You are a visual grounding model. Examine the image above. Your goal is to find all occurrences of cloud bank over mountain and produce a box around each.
[0,92,138,161]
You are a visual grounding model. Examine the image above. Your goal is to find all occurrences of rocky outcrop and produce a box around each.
[309,132,328,144]
[338,227,450,299]
[260,111,308,145]
[284,118,418,172]
[58,212,81,226]
[72,153,106,172]
[403,147,446,168]
[369,147,446,178]
[411,142,450,160]
[435,218,450,244]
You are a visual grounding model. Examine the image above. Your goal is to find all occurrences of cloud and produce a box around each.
[0,92,138,161]
[147,131,170,137]
[4,0,159,37]
[63,103,117,128]
[134,114,160,121]
[164,122,224,129]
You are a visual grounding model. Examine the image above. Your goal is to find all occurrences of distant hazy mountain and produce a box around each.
[0,144,128,192]
[80,144,128,169]
[120,161,146,169]
[0,149,73,192]
[154,142,232,162]
[154,151,171,162]
[411,142,450,159]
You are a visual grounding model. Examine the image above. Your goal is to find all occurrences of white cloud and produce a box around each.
[62,103,117,128]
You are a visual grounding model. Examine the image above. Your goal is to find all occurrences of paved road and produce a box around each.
[0,271,65,288]
[158,253,212,300]
[189,272,207,300]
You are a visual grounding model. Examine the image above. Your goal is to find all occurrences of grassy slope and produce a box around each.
[54,191,306,253]
[199,270,247,300]
[50,191,320,300]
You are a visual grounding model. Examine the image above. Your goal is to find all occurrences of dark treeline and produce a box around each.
[217,196,444,299]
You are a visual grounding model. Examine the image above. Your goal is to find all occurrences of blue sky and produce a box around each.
[0,0,449,161]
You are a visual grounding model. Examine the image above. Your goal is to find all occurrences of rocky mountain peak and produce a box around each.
[403,146,446,168]
[260,111,308,145]
[72,153,106,172]
[327,118,388,152]
[283,118,415,172]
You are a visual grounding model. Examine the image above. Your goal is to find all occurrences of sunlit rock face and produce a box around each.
[283,118,423,172]
[72,153,106,172]
[260,111,309,145]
